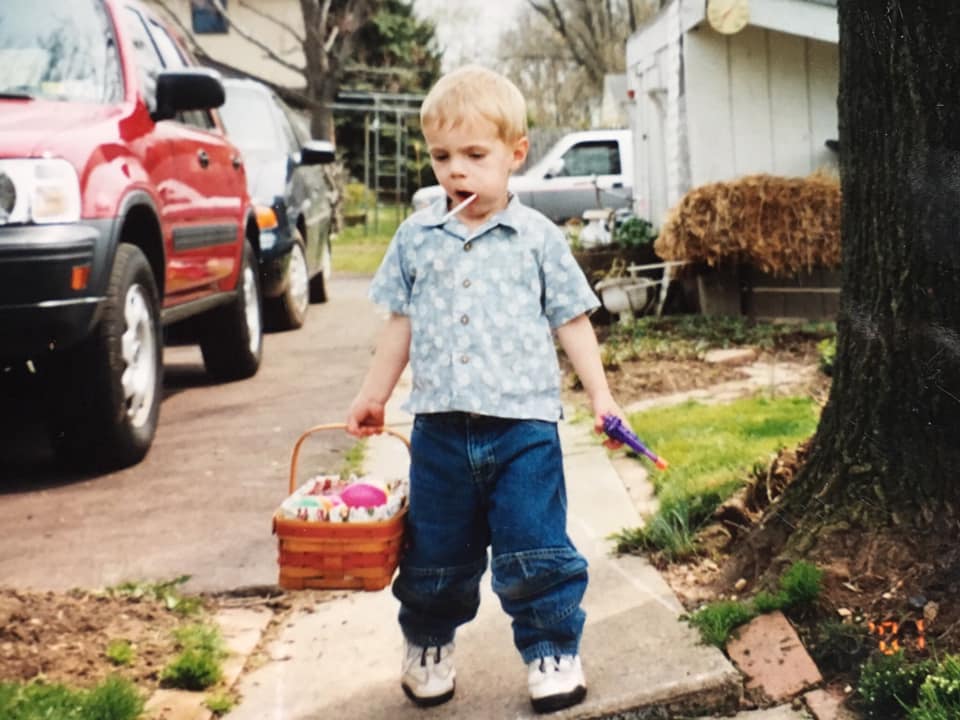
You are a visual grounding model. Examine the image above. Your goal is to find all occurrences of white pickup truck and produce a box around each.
[410,129,633,224]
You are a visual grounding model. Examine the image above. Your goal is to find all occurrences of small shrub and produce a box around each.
[105,639,136,667]
[857,651,933,719]
[909,655,960,719]
[752,589,785,614]
[778,560,823,607]
[687,600,757,647]
[614,216,657,247]
[0,677,142,720]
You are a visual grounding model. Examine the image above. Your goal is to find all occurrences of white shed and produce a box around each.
[626,0,839,227]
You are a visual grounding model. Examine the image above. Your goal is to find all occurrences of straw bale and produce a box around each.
[655,173,841,277]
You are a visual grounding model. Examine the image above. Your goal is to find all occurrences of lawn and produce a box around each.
[332,203,405,275]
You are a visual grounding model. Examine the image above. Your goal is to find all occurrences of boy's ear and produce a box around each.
[510,136,530,171]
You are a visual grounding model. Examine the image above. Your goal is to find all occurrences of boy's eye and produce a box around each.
[469,153,485,159]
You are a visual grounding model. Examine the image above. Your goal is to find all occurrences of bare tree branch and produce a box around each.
[207,0,307,75]
[237,0,304,43]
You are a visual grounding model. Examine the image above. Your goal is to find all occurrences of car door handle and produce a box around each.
[612,182,623,188]
[232,155,242,170]
[197,150,210,168]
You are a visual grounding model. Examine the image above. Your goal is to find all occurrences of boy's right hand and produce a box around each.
[346,396,387,437]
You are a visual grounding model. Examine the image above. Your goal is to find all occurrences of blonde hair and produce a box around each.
[420,65,527,143]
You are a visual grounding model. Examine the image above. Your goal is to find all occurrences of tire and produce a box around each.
[267,234,309,331]
[308,238,331,304]
[200,240,263,380]
[47,244,163,471]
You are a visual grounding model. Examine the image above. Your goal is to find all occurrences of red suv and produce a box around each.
[0,0,262,470]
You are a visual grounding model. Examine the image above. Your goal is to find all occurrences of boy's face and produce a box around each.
[423,117,529,228]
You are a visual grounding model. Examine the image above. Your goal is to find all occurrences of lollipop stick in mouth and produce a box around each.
[441,193,477,223]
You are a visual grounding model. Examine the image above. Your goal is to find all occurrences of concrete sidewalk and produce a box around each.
[226,382,769,719]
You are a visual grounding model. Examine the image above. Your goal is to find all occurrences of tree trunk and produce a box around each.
[794,2,960,525]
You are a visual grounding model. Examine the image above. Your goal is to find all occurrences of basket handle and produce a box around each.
[288,422,411,494]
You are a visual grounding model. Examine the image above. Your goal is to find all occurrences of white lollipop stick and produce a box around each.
[440,193,477,222]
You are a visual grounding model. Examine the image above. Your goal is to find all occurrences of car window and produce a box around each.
[123,6,163,112]
[273,96,301,155]
[558,141,622,177]
[219,84,285,152]
[0,0,122,103]
[145,17,216,130]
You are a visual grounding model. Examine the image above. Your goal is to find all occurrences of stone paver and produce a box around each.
[804,688,858,720]
[726,611,822,703]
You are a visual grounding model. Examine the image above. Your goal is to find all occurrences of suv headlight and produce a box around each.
[0,159,82,226]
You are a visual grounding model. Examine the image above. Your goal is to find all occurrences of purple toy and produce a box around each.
[602,415,669,470]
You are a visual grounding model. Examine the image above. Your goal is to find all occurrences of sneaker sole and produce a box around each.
[402,682,455,708]
[531,685,587,714]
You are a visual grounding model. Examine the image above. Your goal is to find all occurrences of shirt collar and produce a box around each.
[415,193,523,233]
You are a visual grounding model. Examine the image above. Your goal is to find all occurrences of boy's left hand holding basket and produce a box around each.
[272,423,409,591]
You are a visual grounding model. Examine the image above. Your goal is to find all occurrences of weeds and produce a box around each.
[205,691,236,716]
[0,676,143,720]
[160,623,227,691]
[105,639,136,667]
[857,651,934,719]
[686,562,824,647]
[107,575,203,616]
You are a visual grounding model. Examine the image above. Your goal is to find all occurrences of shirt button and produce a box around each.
[460,314,469,325]
[463,279,471,288]
[460,355,470,364]
[464,242,473,251]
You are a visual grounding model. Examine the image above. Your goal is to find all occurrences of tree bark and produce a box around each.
[795,2,960,523]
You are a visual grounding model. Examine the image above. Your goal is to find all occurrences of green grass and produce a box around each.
[0,676,144,720]
[106,575,203,616]
[340,439,367,479]
[159,623,227,691]
[609,394,819,559]
[332,202,405,275]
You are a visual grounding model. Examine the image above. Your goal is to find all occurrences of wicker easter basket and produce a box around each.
[272,423,409,591]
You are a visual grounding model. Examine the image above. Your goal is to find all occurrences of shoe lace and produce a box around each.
[537,654,563,673]
[420,645,443,667]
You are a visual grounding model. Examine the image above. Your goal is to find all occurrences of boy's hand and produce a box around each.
[590,393,627,450]
[346,396,387,437]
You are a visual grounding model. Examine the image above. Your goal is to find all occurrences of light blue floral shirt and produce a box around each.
[369,195,599,421]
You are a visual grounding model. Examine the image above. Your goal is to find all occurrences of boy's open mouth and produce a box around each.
[453,190,474,202]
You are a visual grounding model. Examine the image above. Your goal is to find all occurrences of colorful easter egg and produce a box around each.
[340,482,388,508]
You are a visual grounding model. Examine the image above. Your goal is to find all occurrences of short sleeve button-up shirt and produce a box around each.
[368,195,599,421]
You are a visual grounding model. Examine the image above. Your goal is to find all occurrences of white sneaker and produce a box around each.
[527,654,587,714]
[401,640,456,707]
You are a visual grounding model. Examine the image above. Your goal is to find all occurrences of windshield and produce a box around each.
[0,0,123,103]
[219,85,284,153]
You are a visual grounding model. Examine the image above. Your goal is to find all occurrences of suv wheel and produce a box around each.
[48,244,162,470]
[200,240,262,380]
[268,233,309,331]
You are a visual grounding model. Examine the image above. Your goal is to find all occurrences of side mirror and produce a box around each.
[300,140,336,165]
[153,68,225,122]
[543,159,565,179]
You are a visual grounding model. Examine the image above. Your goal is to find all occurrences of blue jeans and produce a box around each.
[393,412,588,664]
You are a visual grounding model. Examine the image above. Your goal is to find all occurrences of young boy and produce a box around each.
[346,65,627,714]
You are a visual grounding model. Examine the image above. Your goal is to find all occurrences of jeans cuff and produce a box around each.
[403,630,456,648]
[519,640,580,665]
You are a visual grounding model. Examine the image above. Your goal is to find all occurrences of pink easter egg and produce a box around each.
[339,482,388,508]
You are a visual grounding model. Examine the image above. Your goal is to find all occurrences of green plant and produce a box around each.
[0,676,143,720]
[343,182,375,213]
[160,623,227,691]
[340,439,367,479]
[909,655,960,719]
[818,336,837,376]
[857,651,934,719]
[107,576,203,616]
[614,216,657,247]
[82,675,145,720]
[205,691,236,716]
[778,560,823,607]
[687,600,757,647]
[808,620,872,677]
[105,639,136,667]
